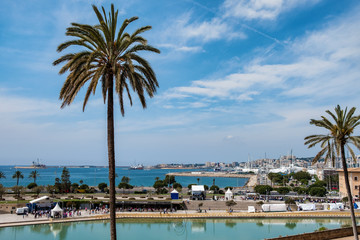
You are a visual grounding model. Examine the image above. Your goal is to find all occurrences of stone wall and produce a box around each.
[267,226,360,240]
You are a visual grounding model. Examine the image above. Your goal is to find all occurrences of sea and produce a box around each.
[0,166,248,188]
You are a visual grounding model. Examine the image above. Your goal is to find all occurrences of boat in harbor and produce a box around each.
[15,159,46,169]
[129,164,144,170]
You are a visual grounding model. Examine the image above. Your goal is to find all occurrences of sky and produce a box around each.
[1,0,360,166]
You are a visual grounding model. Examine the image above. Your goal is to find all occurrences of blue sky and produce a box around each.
[1,0,360,166]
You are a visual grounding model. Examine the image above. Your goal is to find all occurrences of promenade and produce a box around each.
[1,210,359,228]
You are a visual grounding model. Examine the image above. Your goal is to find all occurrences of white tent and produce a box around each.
[297,203,316,211]
[248,206,256,213]
[261,204,287,212]
[51,203,63,218]
[225,189,233,200]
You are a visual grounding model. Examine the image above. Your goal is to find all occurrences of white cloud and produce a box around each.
[223,0,321,21]
[162,7,360,105]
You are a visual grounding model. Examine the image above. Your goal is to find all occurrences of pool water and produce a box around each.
[0,218,352,240]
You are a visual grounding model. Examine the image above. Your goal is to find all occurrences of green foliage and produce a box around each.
[27,182,38,189]
[98,182,108,192]
[121,176,130,184]
[188,184,196,189]
[0,184,5,199]
[254,185,273,195]
[118,182,133,189]
[204,185,209,190]
[309,187,327,197]
[173,182,182,189]
[0,171,6,179]
[79,184,89,190]
[292,171,311,182]
[292,187,307,195]
[12,171,24,186]
[33,186,43,196]
[61,167,71,193]
[284,198,295,205]
[210,185,220,191]
[224,186,233,190]
[277,187,291,195]
[342,197,349,203]
[226,200,237,207]
[28,170,40,183]
[164,175,176,186]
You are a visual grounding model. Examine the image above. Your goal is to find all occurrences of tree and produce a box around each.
[46,185,56,197]
[27,183,38,189]
[226,200,237,210]
[197,178,200,185]
[53,4,160,240]
[277,187,291,195]
[61,167,71,193]
[305,105,360,240]
[12,171,24,186]
[121,176,130,184]
[34,186,43,197]
[173,182,182,191]
[292,171,311,182]
[0,171,6,180]
[98,182,108,192]
[0,184,5,200]
[29,170,40,184]
[309,187,327,197]
[254,185,273,195]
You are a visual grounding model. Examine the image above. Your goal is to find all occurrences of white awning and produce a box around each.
[191,185,205,191]
[171,189,179,193]
[30,196,50,204]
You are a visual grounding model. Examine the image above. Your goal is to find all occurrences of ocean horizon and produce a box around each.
[0,166,248,188]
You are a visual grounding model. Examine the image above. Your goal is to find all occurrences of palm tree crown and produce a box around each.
[305,105,360,166]
[304,105,360,240]
[29,170,40,184]
[12,171,24,186]
[53,4,160,115]
[0,171,5,179]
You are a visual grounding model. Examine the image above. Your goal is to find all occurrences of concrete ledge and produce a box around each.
[267,226,360,240]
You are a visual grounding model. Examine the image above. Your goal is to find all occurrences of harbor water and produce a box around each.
[0,166,248,188]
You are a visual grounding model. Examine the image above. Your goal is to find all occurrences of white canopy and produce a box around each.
[171,189,179,193]
[30,196,50,204]
[297,203,316,211]
[262,204,287,212]
[225,189,233,200]
[51,203,63,217]
[248,206,256,213]
[191,185,205,192]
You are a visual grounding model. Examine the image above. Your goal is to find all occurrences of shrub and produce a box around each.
[254,185,273,195]
[27,183,38,189]
[98,182,108,192]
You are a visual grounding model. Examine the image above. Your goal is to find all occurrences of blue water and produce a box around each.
[0,218,351,240]
[0,166,248,188]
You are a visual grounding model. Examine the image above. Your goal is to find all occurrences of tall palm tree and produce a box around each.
[29,170,40,184]
[12,171,24,186]
[0,171,5,180]
[305,105,360,240]
[53,4,160,240]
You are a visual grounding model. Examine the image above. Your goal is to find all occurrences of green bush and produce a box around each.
[254,185,273,195]
[27,183,38,189]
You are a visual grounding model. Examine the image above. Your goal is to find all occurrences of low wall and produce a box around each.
[267,226,360,240]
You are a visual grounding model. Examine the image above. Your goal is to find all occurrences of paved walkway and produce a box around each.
[1,210,359,228]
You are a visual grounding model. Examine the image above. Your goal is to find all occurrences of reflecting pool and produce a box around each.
[0,218,352,240]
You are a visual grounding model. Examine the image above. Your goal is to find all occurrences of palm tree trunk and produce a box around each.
[107,74,117,240]
[341,143,359,240]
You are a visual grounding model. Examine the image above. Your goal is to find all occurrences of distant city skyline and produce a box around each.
[1,0,360,166]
